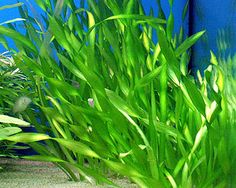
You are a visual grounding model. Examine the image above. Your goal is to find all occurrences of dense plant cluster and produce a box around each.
[0,0,235,187]
[0,2,32,160]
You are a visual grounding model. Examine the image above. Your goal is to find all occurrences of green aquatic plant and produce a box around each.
[0,52,31,114]
[0,0,235,187]
[0,115,30,162]
[195,51,236,187]
[204,29,236,186]
[0,51,33,161]
[0,2,33,160]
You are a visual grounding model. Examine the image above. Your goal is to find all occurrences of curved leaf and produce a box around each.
[175,31,205,57]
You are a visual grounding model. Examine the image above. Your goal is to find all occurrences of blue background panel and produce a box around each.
[190,0,236,72]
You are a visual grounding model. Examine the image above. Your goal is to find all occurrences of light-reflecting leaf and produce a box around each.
[183,77,206,115]
[7,133,50,142]
[175,31,205,57]
[54,138,101,159]
[0,115,30,126]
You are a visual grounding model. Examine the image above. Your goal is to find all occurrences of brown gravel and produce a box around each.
[0,158,137,188]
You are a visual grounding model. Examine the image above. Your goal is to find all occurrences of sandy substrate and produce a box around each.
[0,158,137,188]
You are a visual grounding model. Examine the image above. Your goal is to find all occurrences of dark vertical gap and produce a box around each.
[188,0,194,36]
[188,0,195,71]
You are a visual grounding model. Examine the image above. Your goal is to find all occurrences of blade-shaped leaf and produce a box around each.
[53,138,101,159]
[175,31,205,57]
[0,26,37,53]
[7,133,50,142]
[0,115,30,126]
[183,77,206,115]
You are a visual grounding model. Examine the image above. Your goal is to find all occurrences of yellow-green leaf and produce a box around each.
[0,115,30,127]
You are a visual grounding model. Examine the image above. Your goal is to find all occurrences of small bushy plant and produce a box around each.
[0,52,32,114]
[0,115,31,165]
[0,2,33,160]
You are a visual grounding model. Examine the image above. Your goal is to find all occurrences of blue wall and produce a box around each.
[190,0,236,72]
[0,1,40,26]
[0,0,41,52]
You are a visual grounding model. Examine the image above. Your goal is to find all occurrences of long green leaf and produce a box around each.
[0,3,23,11]
[7,133,50,142]
[0,115,30,126]
[175,31,205,57]
[54,138,101,159]
[0,26,37,53]
[183,77,206,116]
